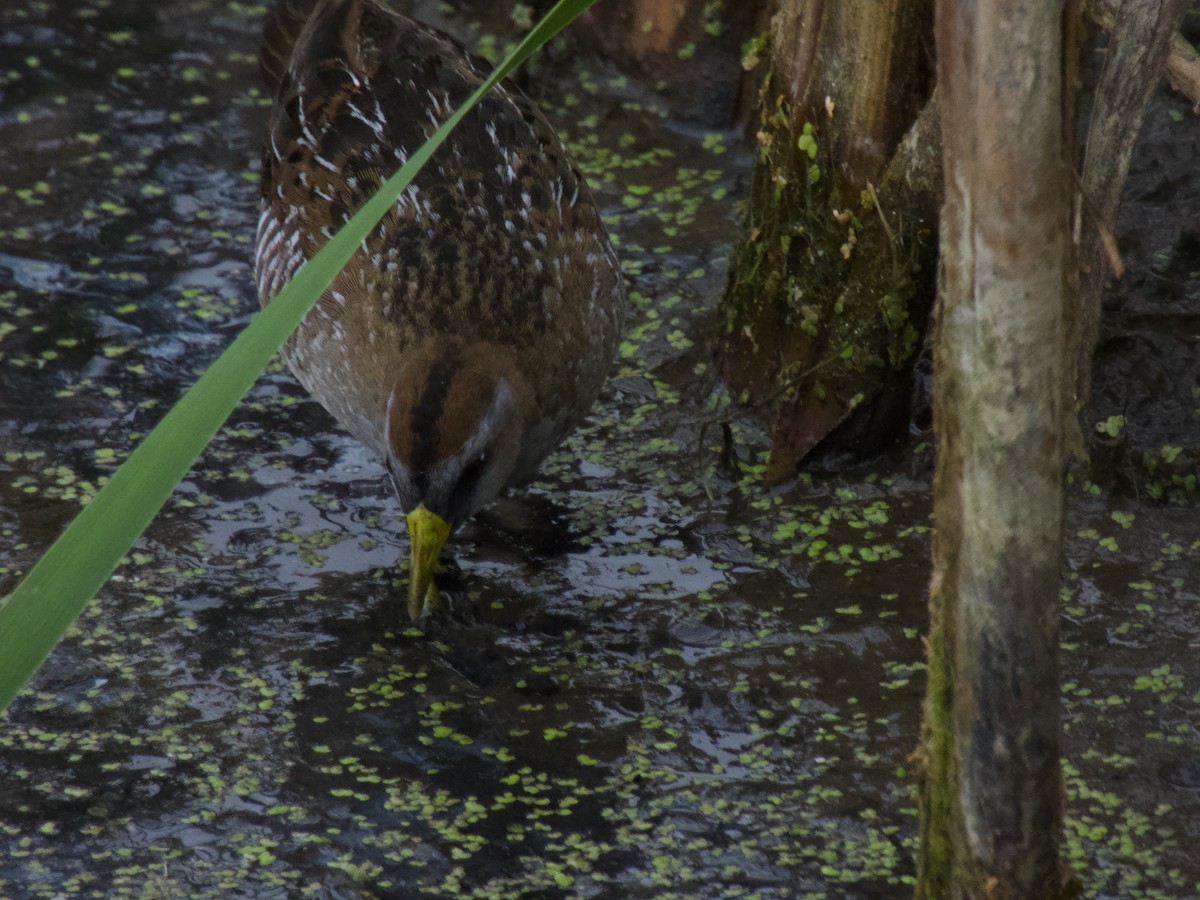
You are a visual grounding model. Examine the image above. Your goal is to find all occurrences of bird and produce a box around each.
[254,0,626,618]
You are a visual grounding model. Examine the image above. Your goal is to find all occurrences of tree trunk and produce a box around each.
[1074,0,1189,409]
[718,0,937,482]
[914,2,1076,898]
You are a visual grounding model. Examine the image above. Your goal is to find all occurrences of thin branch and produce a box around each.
[1089,0,1200,108]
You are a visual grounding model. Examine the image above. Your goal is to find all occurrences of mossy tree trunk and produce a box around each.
[914,1,1076,897]
[718,0,937,482]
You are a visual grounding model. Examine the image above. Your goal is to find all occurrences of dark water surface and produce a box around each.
[1,2,1198,897]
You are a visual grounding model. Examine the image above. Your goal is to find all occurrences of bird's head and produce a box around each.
[385,339,530,617]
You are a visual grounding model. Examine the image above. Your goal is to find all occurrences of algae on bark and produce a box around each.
[718,0,936,482]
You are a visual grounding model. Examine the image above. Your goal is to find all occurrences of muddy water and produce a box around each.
[0,2,1197,898]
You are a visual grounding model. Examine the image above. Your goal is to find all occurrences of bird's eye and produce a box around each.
[445,452,488,518]
[461,452,487,486]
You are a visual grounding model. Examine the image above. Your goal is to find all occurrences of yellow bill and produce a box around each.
[406,504,451,619]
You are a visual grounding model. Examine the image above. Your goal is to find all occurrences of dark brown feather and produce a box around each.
[255,0,624,473]
[260,0,322,96]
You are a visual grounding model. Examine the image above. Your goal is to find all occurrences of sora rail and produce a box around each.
[254,0,625,617]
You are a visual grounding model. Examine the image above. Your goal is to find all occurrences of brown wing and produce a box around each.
[259,0,320,96]
[257,0,604,342]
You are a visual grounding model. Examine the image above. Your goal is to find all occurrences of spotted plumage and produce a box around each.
[254,0,625,614]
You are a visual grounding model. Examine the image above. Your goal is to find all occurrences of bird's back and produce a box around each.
[255,0,625,464]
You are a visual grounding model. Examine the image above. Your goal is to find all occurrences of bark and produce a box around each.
[1165,31,1200,107]
[718,0,935,482]
[915,1,1076,897]
[1088,0,1200,107]
[1074,0,1189,409]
